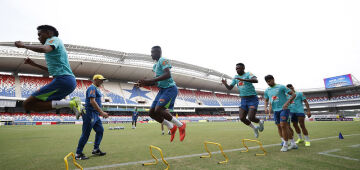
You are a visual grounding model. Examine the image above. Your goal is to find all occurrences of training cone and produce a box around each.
[339,132,344,139]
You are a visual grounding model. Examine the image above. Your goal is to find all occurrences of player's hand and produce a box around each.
[24,58,35,65]
[221,78,227,85]
[101,112,109,118]
[15,41,26,48]
[282,103,288,110]
[138,79,155,86]
[264,108,269,115]
[307,110,311,118]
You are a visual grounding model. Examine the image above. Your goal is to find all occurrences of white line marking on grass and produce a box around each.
[318,149,359,161]
[349,144,360,148]
[82,134,360,170]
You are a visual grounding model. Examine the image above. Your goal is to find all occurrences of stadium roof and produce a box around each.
[0,42,265,94]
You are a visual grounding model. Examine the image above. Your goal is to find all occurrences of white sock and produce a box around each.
[281,138,285,142]
[249,123,256,130]
[170,117,183,127]
[162,131,164,133]
[52,100,70,109]
[290,139,296,145]
[162,120,174,129]
[297,133,303,139]
[284,141,288,147]
[304,135,310,141]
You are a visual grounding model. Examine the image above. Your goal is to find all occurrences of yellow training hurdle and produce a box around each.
[142,145,169,170]
[241,139,266,156]
[200,141,229,164]
[64,152,83,170]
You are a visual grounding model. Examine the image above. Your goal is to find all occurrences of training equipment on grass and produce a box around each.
[108,126,125,130]
[200,141,229,164]
[339,132,344,139]
[241,139,266,156]
[142,145,169,170]
[64,152,83,170]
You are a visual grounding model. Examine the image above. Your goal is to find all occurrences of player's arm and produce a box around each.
[23,58,49,72]
[90,97,109,118]
[221,78,234,90]
[236,76,258,83]
[138,68,171,86]
[15,41,54,53]
[264,98,270,115]
[303,99,311,118]
[283,91,296,110]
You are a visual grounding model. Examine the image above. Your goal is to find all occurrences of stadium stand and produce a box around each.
[0,75,15,97]
[195,91,221,106]
[19,76,52,98]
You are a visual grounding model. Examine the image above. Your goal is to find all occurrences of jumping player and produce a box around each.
[137,46,186,142]
[221,63,264,138]
[14,25,82,118]
[286,84,311,146]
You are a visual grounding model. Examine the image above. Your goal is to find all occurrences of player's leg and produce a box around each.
[154,86,186,141]
[75,114,92,160]
[298,116,310,146]
[24,76,81,116]
[288,122,298,149]
[240,108,259,138]
[291,113,304,144]
[275,111,285,146]
[279,110,290,152]
[161,123,165,135]
[92,117,106,156]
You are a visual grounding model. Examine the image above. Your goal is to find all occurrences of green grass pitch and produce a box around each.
[0,121,359,170]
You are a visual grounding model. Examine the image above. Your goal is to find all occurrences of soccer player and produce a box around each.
[221,63,264,138]
[264,75,297,152]
[75,74,109,160]
[137,46,186,142]
[132,107,139,129]
[14,25,82,118]
[286,84,311,146]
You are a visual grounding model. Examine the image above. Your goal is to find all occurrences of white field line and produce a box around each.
[81,134,360,170]
[318,149,359,161]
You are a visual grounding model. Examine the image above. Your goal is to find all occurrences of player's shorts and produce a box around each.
[290,112,305,122]
[274,109,290,124]
[151,85,178,110]
[31,75,76,101]
[240,95,259,112]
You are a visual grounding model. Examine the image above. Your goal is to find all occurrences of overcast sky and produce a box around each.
[1,0,359,90]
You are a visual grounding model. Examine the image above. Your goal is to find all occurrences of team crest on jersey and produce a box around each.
[238,81,244,86]
[49,40,54,43]
[272,96,278,101]
[162,60,169,66]
[159,99,165,103]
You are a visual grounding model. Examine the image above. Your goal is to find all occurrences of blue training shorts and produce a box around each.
[290,112,305,122]
[31,75,76,101]
[240,95,259,112]
[151,86,178,110]
[274,109,290,124]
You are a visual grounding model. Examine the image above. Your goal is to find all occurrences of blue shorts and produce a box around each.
[274,109,290,124]
[290,112,305,122]
[151,86,178,110]
[240,95,259,112]
[32,75,76,101]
